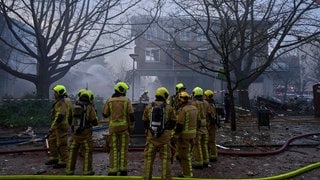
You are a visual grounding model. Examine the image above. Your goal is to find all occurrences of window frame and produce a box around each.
[145,48,160,62]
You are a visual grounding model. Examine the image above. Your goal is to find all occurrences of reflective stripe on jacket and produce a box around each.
[176,103,197,139]
[102,96,134,133]
[51,97,71,129]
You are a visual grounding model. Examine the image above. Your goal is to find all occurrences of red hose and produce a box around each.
[0,132,319,156]
[218,132,320,156]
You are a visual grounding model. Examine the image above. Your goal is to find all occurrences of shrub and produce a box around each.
[0,98,52,128]
[0,94,105,128]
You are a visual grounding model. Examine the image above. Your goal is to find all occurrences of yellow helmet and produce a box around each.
[204,89,214,98]
[78,89,94,103]
[77,89,87,97]
[114,81,129,94]
[192,86,203,97]
[178,91,190,103]
[87,90,94,102]
[52,84,67,96]
[175,83,186,92]
[155,87,169,99]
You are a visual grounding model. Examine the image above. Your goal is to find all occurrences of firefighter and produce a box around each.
[169,82,186,111]
[45,84,73,169]
[102,81,135,176]
[142,87,177,180]
[169,82,186,161]
[173,91,198,178]
[204,89,218,162]
[66,89,98,175]
[140,90,150,102]
[73,88,87,158]
[191,87,210,168]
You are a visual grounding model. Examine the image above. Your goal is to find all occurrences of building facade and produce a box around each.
[130,16,223,101]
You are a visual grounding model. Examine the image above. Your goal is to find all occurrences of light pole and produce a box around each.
[129,53,138,101]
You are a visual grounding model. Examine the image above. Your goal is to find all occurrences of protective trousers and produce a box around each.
[177,138,193,178]
[66,128,94,175]
[142,143,172,180]
[108,130,129,174]
[48,125,69,165]
[208,125,218,161]
[48,131,58,162]
[193,133,209,167]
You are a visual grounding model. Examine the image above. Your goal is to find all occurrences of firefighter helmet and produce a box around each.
[204,89,214,98]
[175,83,186,92]
[87,90,94,102]
[52,84,67,96]
[77,89,87,97]
[192,86,203,97]
[155,87,169,99]
[114,81,129,94]
[78,89,94,103]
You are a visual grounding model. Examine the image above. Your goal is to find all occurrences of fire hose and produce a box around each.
[0,162,319,180]
[0,132,319,179]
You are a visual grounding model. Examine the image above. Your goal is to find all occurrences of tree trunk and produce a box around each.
[229,91,237,131]
[36,59,51,99]
[36,80,50,99]
[225,72,237,131]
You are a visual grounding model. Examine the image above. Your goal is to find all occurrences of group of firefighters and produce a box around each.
[46,81,219,179]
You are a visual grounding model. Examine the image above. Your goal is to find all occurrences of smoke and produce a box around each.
[61,48,134,99]
[60,60,116,99]
[85,64,116,97]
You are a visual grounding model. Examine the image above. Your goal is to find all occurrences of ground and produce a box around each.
[0,115,320,179]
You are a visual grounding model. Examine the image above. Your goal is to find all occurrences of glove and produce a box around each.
[91,119,98,126]
[56,114,64,123]
[76,127,84,134]
[44,129,52,139]
[170,138,176,147]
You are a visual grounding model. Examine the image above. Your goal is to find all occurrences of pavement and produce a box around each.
[216,115,320,147]
[1,115,320,149]
[0,115,320,179]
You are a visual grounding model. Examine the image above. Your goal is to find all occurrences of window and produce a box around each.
[180,29,191,41]
[198,47,208,60]
[145,48,160,62]
[196,31,207,42]
[145,26,157,40]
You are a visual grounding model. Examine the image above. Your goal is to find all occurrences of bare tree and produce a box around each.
[153,0,320,130]
[298,40,320,91]
[0,0,160,98]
